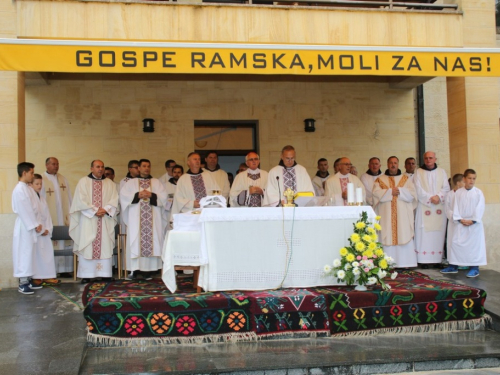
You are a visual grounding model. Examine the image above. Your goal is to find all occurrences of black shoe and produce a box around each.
[81,278,92,284]
[101,277,114,282]
[143,272,153,281]
[421,264,429,269]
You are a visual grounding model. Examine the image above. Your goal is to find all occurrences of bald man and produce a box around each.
[40,157,73,275]
[230,152,268,207]
[69,160,118,283]
[413,151,450,267]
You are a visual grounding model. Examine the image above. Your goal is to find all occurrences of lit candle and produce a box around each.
[356,187,363,204]
[347,183,354,204]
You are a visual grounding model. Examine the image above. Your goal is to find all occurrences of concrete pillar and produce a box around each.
[447,0,500,270]
[0,0,24,288]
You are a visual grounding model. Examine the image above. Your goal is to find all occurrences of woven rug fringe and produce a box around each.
[86,330,259,347]
[332,314,492,338]
[87,315,491,346]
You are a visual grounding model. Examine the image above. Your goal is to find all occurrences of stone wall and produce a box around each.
[25,76,418,190]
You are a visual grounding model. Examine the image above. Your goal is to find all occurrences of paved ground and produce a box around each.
[0,267,499,375]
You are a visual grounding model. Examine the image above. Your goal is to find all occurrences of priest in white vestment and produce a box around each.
[40,157,73,274]
[443,169,486,278]
[373,157,417,268]
[230,152,269,207]
[118,160,140,234]
[324,157,365,206]
[158,159,176,188]
[404,157,417,182]
[120,159,168,278]
[311,158,329,196]
[12,163,43,294]
[413,151,450,265]
[172,152,219,216]
[70,160,118,282]
[264,145,315,206]
[164,165,183,197]
[360,157,382,206]
[32,174,58,284]
[119,160,140,191]
[204,152,230,200]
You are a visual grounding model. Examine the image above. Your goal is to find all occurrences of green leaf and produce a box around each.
[168,300,190,309]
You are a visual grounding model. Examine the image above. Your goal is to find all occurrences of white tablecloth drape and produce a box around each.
[162,206,375,293]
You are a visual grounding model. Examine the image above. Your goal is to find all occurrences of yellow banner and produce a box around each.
[1,40,500,77]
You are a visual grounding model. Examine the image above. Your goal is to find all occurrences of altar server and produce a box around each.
[31,174,59,286]
[442,169,486,278]
[230,152,268,207]
[69,160,118,283]
[360,157,382,206]
[413,151,450,266]
[324,157,365,206]
[121,159,167,279]
[265,145,315,206]
[12,162,43,294]
[373,156,417,268]
[172,152,218,215]
[41,157,73,274]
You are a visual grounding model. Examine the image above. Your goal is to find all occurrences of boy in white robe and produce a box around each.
[441,174,464,273]
[442,169,486,278]
[31,174,60,286]
[265,145,315,206]
[70,160,118,283]
[12,162,44,294]
[324,157,365,206]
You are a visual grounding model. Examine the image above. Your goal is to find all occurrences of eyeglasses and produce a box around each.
[247,158,259,162]
[130,166,139,169]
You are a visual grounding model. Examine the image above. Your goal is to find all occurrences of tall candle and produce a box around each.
[347,183,355,203]
[356,187,363,204]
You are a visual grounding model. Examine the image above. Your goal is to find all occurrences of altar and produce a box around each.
[162,206,376,293]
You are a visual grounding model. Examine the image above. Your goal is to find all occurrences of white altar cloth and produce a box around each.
[162,206,375,293]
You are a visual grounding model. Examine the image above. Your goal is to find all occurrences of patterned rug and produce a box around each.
[83,271,489,346]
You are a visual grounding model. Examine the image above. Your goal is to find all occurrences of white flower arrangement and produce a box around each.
[324,211,397,291]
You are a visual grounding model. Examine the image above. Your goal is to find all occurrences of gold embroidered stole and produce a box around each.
[376,175,408,245]
[43,174,71,226]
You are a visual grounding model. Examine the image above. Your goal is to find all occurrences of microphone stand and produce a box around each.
[276,176,282,207]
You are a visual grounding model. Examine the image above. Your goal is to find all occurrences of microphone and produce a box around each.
[276,176,282,207]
